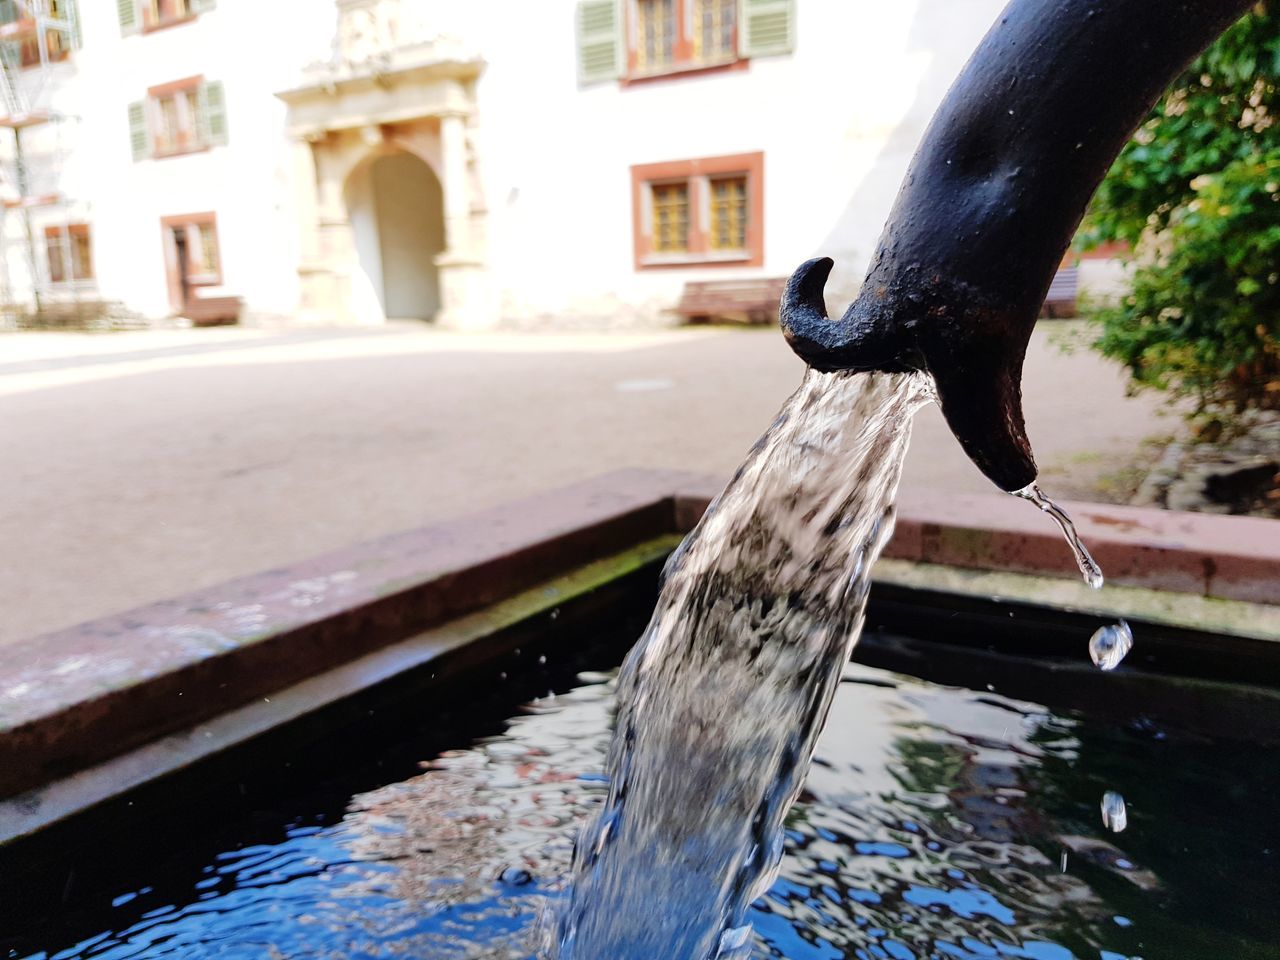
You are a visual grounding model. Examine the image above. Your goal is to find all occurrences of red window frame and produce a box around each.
[147,75,206,158]
[44,223,92,283]
[631,152,764,270]
[9,0,72,68]
[143,0,195,33]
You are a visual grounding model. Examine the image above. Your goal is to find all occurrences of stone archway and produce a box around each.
[345,150,446,323]
[277,13,490,329]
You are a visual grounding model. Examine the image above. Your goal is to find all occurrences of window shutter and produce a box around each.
[198,80,229,146]
[576,0,622,85]
[117,0,139,36]
[127,100,150,161]
[190,0,216,13]
[740,0,795,58]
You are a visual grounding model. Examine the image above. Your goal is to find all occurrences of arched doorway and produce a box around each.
[345,150,445,323]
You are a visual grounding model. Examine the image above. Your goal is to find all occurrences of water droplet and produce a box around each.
[1089,620,1134,671]
[500,867,533,886]
[1013,482,1104,588]
[717,924,753,958]
[1101,790,1128,832]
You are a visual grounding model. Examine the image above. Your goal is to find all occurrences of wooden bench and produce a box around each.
[674,277,789,325]
[1040,265,1079,318]
[181,295,243,326]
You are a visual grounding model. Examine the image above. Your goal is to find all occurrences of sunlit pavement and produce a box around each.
[0,321,1174,645]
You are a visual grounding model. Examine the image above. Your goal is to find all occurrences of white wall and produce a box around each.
[1,0,333,321]
[7,0,1068,326]
[470,0,1007,323]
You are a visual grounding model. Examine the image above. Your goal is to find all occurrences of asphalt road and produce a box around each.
[0,322,1173,645]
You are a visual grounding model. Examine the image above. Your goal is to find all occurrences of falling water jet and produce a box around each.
[1013,482,1105,589]
[551,372,930,960]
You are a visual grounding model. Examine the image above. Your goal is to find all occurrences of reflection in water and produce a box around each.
[10,661,1278,960]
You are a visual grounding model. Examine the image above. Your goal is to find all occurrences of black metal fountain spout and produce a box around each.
[782,0,1255,492]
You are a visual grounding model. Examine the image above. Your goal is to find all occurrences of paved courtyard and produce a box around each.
[0,322,1175,645]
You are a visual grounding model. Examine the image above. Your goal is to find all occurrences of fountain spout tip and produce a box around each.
[779,257,1038,493]
[781,257,911,375]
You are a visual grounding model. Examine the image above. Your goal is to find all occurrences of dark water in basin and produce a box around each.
[4,650,1277,960]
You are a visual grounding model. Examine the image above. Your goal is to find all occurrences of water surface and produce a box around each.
[6,656,1275,960]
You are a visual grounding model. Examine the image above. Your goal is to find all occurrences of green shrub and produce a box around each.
[1080,4,1280,414]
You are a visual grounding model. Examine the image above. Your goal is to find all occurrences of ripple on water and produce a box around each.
[11,660,1277,960]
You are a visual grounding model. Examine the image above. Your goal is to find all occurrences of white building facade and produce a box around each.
[0,0,1121,329]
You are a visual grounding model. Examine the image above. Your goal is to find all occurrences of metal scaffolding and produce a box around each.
[0,0,81,320]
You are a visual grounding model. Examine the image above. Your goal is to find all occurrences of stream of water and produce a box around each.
[551,370,933,959]
[551,367,1121,960]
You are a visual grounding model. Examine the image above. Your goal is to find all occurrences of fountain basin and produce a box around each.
[2,469,1279,957]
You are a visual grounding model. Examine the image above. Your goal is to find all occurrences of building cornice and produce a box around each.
[276,55,483,138]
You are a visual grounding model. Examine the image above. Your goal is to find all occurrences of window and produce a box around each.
[576,0,795,85]
[628,0,735,79]
[693,0,736,62]
[117,0,214,35]
[149,0,189,27]
[128,76,228,161]
[634,0,676,74]
[651,182,689,253]
[632,152,763,268]
[45,223,92,283]
[156,92,182,151]
[193,220,220,278]
[709,175,747,251]
[7,0,78,68]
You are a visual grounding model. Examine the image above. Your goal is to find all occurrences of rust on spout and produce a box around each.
[782,0,1255,491]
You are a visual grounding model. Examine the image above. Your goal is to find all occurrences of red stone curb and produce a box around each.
[0,469,698,801]
[672,480,1280,605]
[888,493,1280,604]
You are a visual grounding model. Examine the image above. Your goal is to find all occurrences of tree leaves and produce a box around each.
[1080,6,1280,413]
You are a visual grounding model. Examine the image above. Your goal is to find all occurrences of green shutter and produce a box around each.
[740,0,795,58]
[190,0,216,13]
[199,80,228,146]
[127,100,149,161]
[576,0,622,85]
[117,0,138,36]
